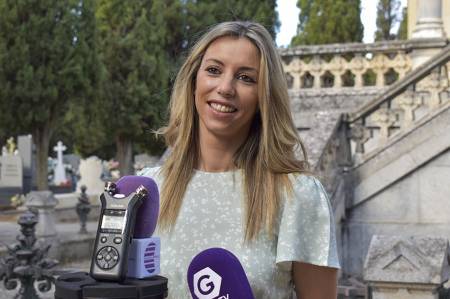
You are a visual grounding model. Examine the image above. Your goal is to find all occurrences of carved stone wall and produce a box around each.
[289,88,386,166]
[346,148,450,277]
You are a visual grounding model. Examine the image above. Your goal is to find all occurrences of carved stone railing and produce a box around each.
[280,39,448,90]
[344,44,450,165]
[315,115,351,208]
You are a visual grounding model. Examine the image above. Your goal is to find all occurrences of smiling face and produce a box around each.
[194,36,260,146]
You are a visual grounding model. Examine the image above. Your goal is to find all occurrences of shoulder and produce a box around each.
[276,173,340,269]
[137,166,163,186]
[288,173,328,203]
[279,173,332,228]
[137,166,161,177]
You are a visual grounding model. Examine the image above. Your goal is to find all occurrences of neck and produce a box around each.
[197,133,245,173]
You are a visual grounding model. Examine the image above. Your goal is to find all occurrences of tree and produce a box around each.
[187,0,279,40]
[374,0,401,41]
[164,0,280,71]
[0,0,100,190]
[397,7,408,40]
[95,0,170,175]
[291,0,364,46]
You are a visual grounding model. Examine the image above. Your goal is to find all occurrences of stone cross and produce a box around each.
[53,141,67,185]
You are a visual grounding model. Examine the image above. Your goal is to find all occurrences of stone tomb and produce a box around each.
[364,235,450,299]
[77,156,104,195]
[0,153,23,207]
[17,134,34,194]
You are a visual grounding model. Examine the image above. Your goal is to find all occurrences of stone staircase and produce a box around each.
[284,40,450,297]
[338,44,450,279]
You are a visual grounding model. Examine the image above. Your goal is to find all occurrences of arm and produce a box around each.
[293,261,338,299]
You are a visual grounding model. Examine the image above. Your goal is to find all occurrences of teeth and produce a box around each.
[210,102,236,113]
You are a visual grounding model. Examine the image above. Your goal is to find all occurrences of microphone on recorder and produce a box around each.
[115,175,159,238]
[187,248,255,299]
[115,175,161,279]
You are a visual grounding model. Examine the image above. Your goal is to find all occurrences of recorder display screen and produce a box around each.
[101,209,126,234]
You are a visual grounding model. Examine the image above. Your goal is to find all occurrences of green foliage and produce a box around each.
[184,0,279,41]
[374,0,401,41]
[291,0,364,46]
[0,0,100,189]
[0,0,280,171]
[397,7,408,40]
[90,0,170,172]
[1,0,99,130]
[161,1,278,69]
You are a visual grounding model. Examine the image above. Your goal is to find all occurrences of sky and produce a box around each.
[276,0,408,47]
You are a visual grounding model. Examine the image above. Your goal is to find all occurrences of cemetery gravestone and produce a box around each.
[0,155,23,189]
[0,146,23,208]
[64,154,81,192]
[77,156,104,195]
[53,141,67,185]
[17,134,35,194]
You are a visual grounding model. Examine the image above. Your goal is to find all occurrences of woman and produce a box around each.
[140,21,339,298]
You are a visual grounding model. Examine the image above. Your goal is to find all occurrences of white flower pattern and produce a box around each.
[139,167,339,299]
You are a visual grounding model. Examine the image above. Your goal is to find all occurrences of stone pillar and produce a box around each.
[410,0,446,68]
[412,0,445,39]
[25,191,58,238]
[25,191,61,259]
[364,235,450,299]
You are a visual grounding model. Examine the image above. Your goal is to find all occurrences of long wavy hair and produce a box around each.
[158,21,309,241]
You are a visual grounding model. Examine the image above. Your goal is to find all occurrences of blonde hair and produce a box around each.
[158,21,309,241]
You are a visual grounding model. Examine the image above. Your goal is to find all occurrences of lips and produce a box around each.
[208,101,237,113]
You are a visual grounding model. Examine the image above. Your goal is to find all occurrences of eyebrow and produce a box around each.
[204,58,258,73]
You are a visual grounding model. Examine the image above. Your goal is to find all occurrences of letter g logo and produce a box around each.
[193,267,222,299]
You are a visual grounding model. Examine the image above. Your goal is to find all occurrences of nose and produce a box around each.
[217,74,235,98]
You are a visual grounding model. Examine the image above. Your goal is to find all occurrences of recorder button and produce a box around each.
[113,237,122,244]
[100,236,107,243]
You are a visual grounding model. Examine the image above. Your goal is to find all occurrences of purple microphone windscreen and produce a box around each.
[187,248,255,299]
[115,175,159,238]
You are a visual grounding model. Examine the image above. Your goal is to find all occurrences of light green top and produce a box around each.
[139,167,339,299]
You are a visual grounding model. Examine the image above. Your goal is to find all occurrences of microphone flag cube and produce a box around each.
[127,237,161,279]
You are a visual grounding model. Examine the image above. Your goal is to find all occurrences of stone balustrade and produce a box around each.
[280,39,448,90]
[344,45,450,164]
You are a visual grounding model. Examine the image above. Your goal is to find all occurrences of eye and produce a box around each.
[206,66,221,75]
[237,74,256,84]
